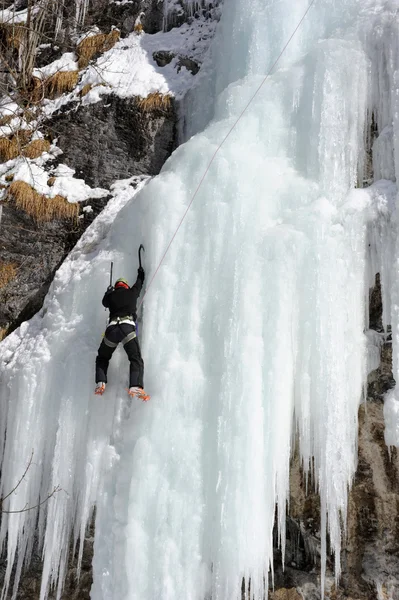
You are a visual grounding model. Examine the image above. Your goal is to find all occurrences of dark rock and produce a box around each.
[153,49,176,67]
[139,0,165,34]
[90,0,164,36]
[369,272,383,332]
[35,45,64,69]
[0,519,95,600]
[0,195,109,335]
[153,51,200,74]
[163,0,185,31]
[49,94,177,188]
[368,273,396,401]
[177,55,200,75]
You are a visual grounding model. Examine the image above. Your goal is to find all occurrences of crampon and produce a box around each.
[127,386,150,402]
[95,382,106,395]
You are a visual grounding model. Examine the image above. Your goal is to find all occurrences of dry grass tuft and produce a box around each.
[8,181,79,222]
[80,83,93,97]
[47,176,56,186]
[0,114,14,126]
[0,326,9,341]
[134,23,143,34]
[77,29,120,69]
[45,70,79,99]
[22,138,50,159]
[0,129,32,162]
[137,92,172,113]
[0,137,18,161]
[80,82,106,98]
[0,261,17,289]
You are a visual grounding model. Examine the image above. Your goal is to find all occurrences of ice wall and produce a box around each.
[1,1,399,599]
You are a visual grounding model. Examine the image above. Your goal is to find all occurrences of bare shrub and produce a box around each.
[0,23,26,51]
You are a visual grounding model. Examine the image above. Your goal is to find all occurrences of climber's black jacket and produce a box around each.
[102,273,144,322]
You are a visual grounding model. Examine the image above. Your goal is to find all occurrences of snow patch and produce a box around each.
[6,158,108,203]
[33,52,78,80]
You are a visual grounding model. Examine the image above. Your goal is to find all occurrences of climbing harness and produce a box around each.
[104,315,137,347]
[107,316,135,327]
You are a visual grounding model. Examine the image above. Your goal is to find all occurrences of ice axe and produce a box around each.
[103,261,114,328]
[109,261,114,287]
[138,244,145,269]
[136,245,145,337]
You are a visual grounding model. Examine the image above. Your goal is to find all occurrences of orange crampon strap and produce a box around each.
[126,388,150,402]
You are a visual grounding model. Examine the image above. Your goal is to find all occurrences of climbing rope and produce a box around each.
[138,0,317,309]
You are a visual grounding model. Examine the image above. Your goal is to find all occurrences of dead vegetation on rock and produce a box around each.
[137,92,172,113]
[0,130,31,161]
[79,82,106,98]
[8,181,79,222]
[0,137,19,161]
[0,260,18,289]
[26,71,79,103]
[80,83,93,97]
[45,70,80,99]
[0,131,50,161]
[22,138,50,159]
[77,29,120,69]
[0,114,14,126]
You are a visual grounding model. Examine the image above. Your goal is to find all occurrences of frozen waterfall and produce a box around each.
[1,1,399,599]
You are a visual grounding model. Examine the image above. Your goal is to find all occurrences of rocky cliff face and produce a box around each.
[49,93,177,188]
[0,0,180,338]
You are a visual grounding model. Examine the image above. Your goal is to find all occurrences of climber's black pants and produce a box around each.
[95,323,144,388]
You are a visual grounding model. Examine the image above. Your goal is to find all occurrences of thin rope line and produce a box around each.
[138,0,316,309]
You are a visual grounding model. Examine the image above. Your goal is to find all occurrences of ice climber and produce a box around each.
[95,267,150,401]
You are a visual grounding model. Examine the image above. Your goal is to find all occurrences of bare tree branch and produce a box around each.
[0,450,62,514]
[1,448,34,502]
[2,485,62,513]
